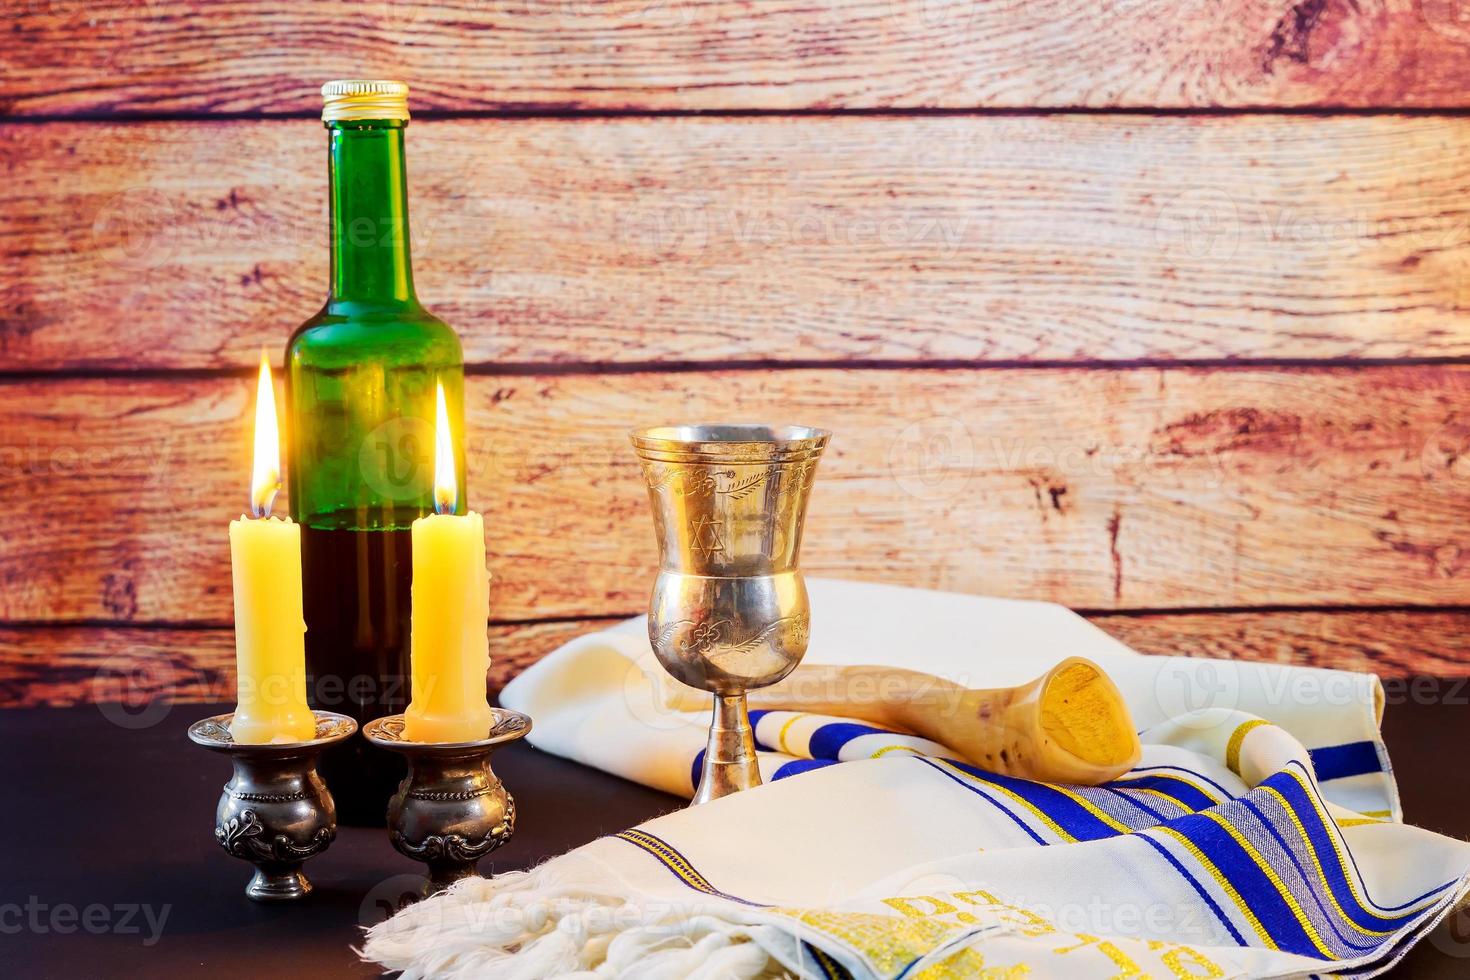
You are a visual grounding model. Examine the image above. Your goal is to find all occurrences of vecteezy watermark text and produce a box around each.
[0,898,170,946]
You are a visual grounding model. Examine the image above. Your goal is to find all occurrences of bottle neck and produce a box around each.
[327,120,417,307]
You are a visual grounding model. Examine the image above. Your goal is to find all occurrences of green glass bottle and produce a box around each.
[286,80,467,824]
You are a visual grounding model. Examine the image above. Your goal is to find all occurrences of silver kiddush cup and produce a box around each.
[631,424,830,804]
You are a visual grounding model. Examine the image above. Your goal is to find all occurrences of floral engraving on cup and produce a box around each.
[643,464,786,500]
[652,615,811,658]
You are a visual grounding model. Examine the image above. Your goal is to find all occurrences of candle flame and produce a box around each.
[433,379,456,514]
[250,351,281,518]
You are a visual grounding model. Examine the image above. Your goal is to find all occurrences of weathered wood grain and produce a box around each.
[3,365,1470,624]
[1091,609,1470,677]
[0,619,616,708]
[4,1,1469,115]
[8,610,1466,707]
[6,115,1470,370]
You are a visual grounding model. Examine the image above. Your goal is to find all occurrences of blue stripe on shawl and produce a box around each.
[1260,769,1437,927]
[1168,810,1323,956]
[1138,831,1248,946]
[916,758,1048,845]
[774,758,838,781]
[1308,741,1382,781]
[1126,764,1235,799]
[946,760,1127,842]
[1112,773,1218,811]
[1280,761,1457,914]
[1237,796,1378,953]
[807,721,891,760]
[802,941,852,980]
[614,829,765,906]
[1103,786,1173,822]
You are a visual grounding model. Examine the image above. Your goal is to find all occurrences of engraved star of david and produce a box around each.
[690,515,726,558]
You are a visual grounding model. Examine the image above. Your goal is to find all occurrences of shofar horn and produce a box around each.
[663,657,1140,785]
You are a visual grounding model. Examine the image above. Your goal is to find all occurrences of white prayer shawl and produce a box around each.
[364,579,1470,979]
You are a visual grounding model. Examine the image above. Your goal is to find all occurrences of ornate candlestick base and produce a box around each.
[363,709,532,896]
[188,710,356,902]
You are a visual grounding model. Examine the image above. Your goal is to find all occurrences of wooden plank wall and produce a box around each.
[4,1,1470,706]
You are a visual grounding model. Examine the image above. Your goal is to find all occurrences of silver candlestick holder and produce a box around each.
[363,708,532,896]
[188,710,356,902]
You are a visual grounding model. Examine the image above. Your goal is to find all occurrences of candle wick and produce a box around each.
[251,482,279,519]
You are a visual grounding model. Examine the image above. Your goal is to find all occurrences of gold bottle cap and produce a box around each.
[320,79,410,123]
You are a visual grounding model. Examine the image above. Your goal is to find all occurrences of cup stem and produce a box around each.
[693,693,762,804]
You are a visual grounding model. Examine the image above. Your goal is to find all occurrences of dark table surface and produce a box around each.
[4,698,1468,978]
